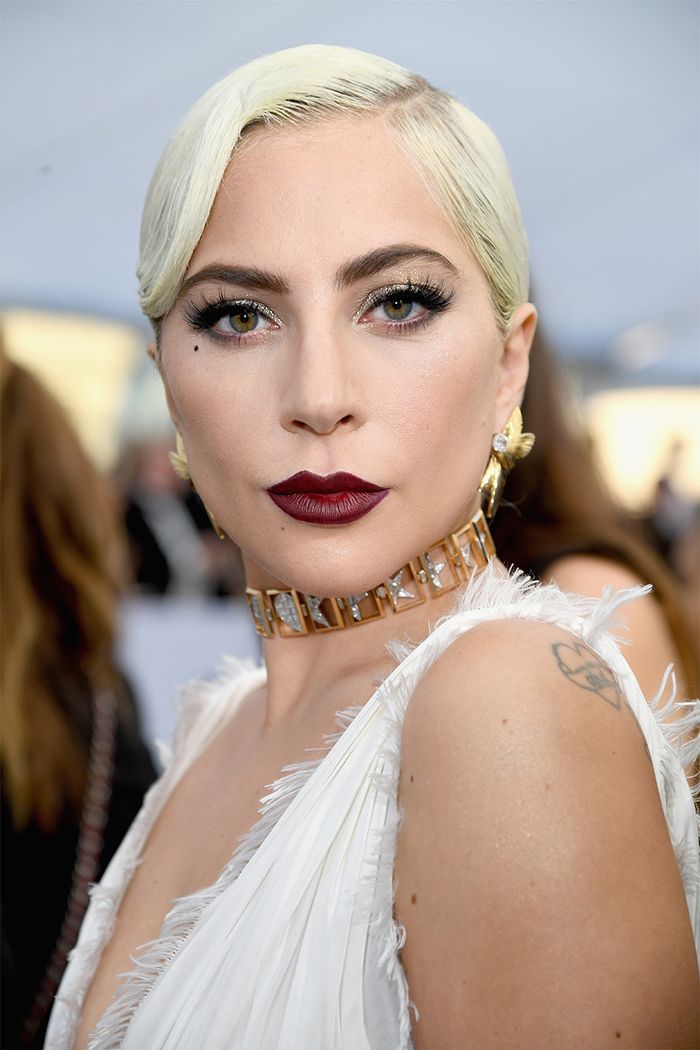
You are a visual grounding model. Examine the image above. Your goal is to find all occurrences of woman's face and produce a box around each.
[159,116,533,594]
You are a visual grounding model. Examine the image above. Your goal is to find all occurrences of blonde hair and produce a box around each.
[138,44,528,332]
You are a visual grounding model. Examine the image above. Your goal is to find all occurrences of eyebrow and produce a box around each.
[334,244,460,287]
[179,265,289,297]
[178,244,460,299]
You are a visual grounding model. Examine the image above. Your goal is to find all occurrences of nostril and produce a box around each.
[286,413,354,435]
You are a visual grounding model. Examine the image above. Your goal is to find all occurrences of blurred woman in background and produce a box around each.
[492,326,699,702]
[0,352,157,1048]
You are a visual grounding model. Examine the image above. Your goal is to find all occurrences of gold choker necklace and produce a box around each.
[245,509,495,639]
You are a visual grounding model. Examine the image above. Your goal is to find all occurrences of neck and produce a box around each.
[261,582,478,725]
[242,509,497,727]
[246,509,494,638]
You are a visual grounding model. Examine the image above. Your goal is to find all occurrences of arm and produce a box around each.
[394,619,699,1049]
[542,555,686,702]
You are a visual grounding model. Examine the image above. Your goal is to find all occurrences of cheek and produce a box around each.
[400,337,498,469]
[161,347,264,475]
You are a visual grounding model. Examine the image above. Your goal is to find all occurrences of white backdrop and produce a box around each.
[117,597,261,759]
[1,0,699,379]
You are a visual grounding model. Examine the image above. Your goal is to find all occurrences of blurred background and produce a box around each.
[1,0,699,750]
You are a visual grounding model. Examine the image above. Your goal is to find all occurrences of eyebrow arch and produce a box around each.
[179,265,290,297]
[334,244,460,287]
[178,244,460,301]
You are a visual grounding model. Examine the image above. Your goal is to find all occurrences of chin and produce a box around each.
[239,504,464,597]
[247,538,410,599]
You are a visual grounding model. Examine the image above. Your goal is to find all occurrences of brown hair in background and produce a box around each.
[1,352,124,830]
[491,325,699,697]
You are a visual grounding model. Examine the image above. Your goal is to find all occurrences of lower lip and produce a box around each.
[268,489,389,524]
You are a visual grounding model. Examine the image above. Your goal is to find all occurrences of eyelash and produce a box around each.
[183,290,279,343]
[182,280,454,346]
[357,280,454,331]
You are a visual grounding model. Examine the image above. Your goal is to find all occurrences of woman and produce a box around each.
[492,326,699,702]
[46,45,698,1049]
[0,355,157,1048]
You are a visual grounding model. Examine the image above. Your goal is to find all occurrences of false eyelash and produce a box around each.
[358,279,455,320]
[183,289,275,332]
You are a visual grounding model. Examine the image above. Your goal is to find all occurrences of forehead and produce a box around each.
[187,116,472,278]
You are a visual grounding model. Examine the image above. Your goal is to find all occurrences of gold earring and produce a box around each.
[479,406,535,519]
[169,431,226,540]
[169,430,191,482]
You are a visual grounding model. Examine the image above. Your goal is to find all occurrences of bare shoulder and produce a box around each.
[401,617,649,775]
[395,618,699,1049]
[543,554,684,698]
[545,552,648,593]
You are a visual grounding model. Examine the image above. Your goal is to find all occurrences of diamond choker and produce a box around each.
[245,509,495,639]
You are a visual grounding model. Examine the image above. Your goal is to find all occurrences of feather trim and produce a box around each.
[647,667,700,917]
[48,655,260,1050]
[85,691,365,1050]
[650,665,700,779]
[370,560,699,1039]
[386,562,654,697]
[49,884,121,1038]
[358,686,420,1044]
[51,564,698,1050]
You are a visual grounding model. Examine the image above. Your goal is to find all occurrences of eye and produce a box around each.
[183,294,280,343]
[374,295,426,323]
[213,305,270,336]
[358,281,454,331]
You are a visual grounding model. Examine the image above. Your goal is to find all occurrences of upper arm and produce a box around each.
[543,555,685,701]
[394,619,698,1049]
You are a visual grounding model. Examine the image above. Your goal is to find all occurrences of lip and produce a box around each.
[267,471,389,525]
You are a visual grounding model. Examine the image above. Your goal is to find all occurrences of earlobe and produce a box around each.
[495,303,537,427]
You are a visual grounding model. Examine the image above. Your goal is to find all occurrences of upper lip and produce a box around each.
[268,471,386,494]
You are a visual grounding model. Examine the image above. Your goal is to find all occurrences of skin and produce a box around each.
[396,619,699,1047]
[157,116,534,725]
[543,555,688,700]
[72,116,698,1047]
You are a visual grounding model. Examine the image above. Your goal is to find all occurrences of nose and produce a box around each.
[279,329,363,436]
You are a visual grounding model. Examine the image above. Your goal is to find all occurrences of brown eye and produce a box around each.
[185,296,278,343]
[382,297,414,321]
[211,305,271,337]
[358,281,452,332]
[228,308,258,333]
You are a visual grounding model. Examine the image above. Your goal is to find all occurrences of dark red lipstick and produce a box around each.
[267,471,389,525]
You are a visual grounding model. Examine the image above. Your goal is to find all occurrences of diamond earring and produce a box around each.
[479,406,535,519]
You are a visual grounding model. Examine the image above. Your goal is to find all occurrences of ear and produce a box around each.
[147,340,182,431]
[494,303,537,430]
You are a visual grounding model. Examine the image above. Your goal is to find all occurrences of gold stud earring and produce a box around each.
[479,406,535,519]
[169,431,226,540]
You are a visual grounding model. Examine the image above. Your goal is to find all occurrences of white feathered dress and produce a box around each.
[45,568,700,1050]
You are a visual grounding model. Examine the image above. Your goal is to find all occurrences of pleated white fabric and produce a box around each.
[45,567,700,1050]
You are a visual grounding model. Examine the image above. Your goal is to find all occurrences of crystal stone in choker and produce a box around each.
[245,509,496,639]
